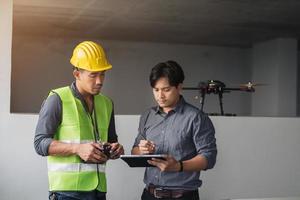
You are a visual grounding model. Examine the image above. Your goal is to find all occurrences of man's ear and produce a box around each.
[73,69,80,80]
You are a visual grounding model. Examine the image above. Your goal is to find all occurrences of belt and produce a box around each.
[146,185,197,199]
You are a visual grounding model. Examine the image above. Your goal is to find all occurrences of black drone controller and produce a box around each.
[100,143,112,157]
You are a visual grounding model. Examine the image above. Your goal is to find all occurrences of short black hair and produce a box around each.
[73,67,82,71]
[149,60,185,88]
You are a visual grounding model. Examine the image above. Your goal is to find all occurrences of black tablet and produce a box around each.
[120,154,167,167]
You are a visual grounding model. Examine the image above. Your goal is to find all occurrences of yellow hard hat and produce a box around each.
[70,41,112,72]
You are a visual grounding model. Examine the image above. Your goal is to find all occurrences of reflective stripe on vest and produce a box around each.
[47,86,112,192]
[59,139,94,144]
[48,163,106,173]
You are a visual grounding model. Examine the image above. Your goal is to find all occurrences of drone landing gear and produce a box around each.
[200,90,236,116]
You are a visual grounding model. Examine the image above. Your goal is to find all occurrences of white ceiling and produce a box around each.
[13,0,300,48]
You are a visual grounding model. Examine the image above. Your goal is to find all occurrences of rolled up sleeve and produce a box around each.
[34,94,62,156]
[193,113,217,170]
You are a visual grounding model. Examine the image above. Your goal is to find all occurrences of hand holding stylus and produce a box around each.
[138,140,156,154]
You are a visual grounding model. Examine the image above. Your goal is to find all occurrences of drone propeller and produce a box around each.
[234,82,268,92]
[239,83,268,87]
[229,82,267,87]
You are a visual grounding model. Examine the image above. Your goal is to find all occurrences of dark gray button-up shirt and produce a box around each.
[133,96,217,190]
[34,82,118,156]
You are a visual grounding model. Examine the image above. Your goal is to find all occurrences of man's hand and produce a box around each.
[148,155,181,172]
[109,142,124,159]
[76,142,108,164]
[138,140,156,154]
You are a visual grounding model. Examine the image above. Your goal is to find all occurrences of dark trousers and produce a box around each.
[141,188,200,200]
[49,191,106,200]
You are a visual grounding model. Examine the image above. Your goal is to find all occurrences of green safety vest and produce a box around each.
[47,86,112,192]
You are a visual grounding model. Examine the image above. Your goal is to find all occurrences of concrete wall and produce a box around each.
[251,39,298,117]
[1,1,300,200]
[1,114,300,200]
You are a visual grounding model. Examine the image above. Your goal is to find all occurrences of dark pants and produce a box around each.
[49,191,106,200]
[141,188,200,200]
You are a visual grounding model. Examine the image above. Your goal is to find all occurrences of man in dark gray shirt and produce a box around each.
[132,60,217,200]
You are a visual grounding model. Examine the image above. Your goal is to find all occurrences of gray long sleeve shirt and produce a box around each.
[34,82,118,156]
[133,96,217,190]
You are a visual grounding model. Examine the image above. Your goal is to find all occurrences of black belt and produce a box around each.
[146,185,197,199]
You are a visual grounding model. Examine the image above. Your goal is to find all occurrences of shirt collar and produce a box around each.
[70,81,82,99]
[154,95,185,114]
[70,81,93,114]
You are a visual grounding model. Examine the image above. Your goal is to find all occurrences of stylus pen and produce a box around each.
[140,134,147,140]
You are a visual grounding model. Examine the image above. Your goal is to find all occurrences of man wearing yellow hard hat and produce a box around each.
[34,41,124,200]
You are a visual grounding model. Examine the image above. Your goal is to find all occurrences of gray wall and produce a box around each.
[11,37,299,117]
[11,35,252,115]
[1,1,300,200]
